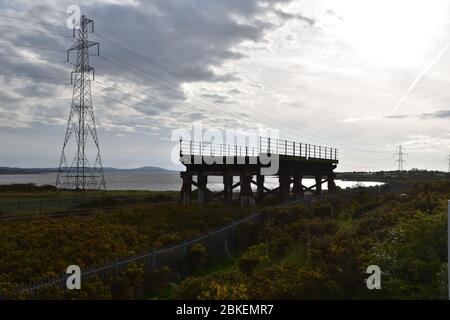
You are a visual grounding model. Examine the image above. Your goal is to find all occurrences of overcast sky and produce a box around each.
[1,0,450,171]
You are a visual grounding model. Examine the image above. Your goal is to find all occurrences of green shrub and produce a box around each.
[238,244,268,274]
[186,243,208,273]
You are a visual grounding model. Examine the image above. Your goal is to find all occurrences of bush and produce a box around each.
[312,203,334,219]
[185,243,208,273]
[248,263,337,299]
[173,271,247,300]
[238,244,269,275]
[111,263,145,299]
[144,266,171,297]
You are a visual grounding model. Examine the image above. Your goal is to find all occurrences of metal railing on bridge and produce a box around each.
[180,137,339,161]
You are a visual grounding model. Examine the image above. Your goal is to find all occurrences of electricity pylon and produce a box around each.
[394,145,407,171]
[56,15,106,190]
[447,154,450,173]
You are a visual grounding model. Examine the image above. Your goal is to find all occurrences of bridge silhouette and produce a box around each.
[179,137,339,207]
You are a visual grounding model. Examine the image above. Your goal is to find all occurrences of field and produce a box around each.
[0,184,178,215]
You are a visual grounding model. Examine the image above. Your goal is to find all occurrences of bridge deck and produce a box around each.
[180,137,338,176]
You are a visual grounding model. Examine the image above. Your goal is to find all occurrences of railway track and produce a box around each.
[0,201,177,222]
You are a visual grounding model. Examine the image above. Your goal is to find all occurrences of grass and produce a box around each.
[0,184,179,215]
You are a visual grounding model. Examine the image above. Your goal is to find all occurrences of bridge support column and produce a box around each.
[180,174,192,205]
[315,175,322,195]
[223,175,233,205]
[240,175,255,208]
[198,175,208,205]
[256,174,264,205]
[328,173,337,193]
[279,174,290,202]
[292,174,304,200]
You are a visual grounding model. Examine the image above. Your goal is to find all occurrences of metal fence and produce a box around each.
[179,137,339,161]
[22,213,263,297]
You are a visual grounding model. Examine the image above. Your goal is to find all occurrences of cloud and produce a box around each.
[421,109,450,119]
[0,0,304,132]
[383,114,410,119]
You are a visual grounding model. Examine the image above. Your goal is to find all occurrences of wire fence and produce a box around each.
[18,183,406,298]
[22,212,263,298]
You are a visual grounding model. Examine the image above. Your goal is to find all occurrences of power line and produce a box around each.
[0,23,72,38]
[0,13,64,28]
[0,15,409,155]
[3,0,67,15]
[0,39,66,52]
[0,71,67,81]
[93,32,391,153]
[0,52,67,64]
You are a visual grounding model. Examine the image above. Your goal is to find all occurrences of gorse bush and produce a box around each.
[0,203,250,292]
[172,181,450,300]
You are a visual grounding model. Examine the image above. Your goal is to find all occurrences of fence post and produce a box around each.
[182,240,187,258]
[230,223,235,254]
[114,258,119,276]
[207,232,212,253]
[152,248,157,271]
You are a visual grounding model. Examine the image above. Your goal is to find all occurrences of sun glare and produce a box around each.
[333,0,449,65]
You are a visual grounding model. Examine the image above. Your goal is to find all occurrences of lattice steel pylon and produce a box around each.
[56,15,106,190]
[394,145,407,171]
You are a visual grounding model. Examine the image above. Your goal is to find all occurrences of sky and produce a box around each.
[1,0,450,171]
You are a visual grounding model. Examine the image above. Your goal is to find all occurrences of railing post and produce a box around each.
[285,140,287,155]
[448,200,450,300]
[268,137,271,154]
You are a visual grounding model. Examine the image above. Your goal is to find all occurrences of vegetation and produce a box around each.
[0,201,250,298]
[171,181,449,300]
[0,184,178,215]
[0,181,448,299]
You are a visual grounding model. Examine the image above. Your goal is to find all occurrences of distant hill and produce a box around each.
[0,166,176,174]
[102,166,176,173]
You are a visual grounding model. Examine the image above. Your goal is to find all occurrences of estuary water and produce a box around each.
[0,172,383,191]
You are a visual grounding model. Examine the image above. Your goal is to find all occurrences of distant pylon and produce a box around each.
[447,154,450,173]
[56,15,106,190]
[394,145,407,171]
